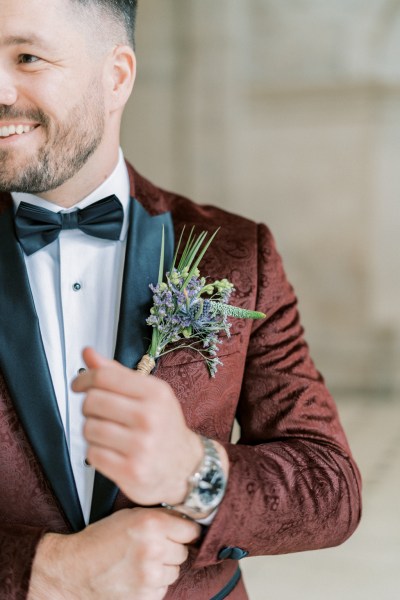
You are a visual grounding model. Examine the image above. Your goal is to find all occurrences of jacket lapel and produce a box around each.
[0,203,85,531]
[89,197,174,523]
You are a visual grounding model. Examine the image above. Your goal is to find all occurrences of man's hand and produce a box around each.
[72,347,206,506]
[29,508,200,600]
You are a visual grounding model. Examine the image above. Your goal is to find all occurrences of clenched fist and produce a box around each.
[29,507,201,600]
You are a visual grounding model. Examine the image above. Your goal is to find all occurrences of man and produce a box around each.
[0,1,361,599]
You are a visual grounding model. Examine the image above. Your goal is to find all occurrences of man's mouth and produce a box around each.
[0,124,39,138]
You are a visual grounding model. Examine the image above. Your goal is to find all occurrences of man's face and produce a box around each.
[0,0,107,194]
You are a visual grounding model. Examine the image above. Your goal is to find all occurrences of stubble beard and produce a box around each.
[0,87,105,194]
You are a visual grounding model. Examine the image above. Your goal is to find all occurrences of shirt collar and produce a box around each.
[11,148,131,242]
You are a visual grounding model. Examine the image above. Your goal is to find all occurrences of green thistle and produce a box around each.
[210,302,266,320]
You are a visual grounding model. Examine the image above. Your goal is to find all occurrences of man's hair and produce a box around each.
[71,0,138,48]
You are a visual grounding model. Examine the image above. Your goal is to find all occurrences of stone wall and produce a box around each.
[122,0,400,394]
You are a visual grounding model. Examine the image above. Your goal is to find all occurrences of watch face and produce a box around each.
[198,464,225,506]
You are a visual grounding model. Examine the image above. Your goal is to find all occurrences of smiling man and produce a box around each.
[0,1,361,599]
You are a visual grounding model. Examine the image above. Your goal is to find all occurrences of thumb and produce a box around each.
[71,348,114,393]
[82,347,111,370]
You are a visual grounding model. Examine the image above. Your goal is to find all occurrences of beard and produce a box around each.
[0,84,105,194]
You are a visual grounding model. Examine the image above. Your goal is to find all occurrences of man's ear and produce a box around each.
[106,45,136,112]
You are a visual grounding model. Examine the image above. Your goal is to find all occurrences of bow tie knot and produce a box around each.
[14,195,124,256]
[60,211,80,230]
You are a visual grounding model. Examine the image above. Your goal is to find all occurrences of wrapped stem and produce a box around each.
[136,354,156,375]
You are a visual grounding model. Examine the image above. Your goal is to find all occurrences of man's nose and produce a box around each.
[0,89,17,105]
[0,72,18,105]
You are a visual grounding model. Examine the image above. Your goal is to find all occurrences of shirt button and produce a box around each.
[78,367,86,375]
[72,282,82,291]
[83,458,91,468]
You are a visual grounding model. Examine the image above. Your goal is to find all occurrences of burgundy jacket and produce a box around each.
[0,164,361,600]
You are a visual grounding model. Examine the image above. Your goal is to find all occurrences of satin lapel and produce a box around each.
[0,206,85,531]
[89,198,174,523]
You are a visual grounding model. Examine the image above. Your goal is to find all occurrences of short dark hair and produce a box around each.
[71,0,138,48]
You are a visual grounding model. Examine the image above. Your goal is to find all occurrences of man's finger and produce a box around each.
[161,512,201,545]
[82,389,146,428]
[84,416,142,456]
[72,353,165,400]
[86,444,126,482]
[163,540,189,566]
[156,564,180,587]
[82,347,110,370]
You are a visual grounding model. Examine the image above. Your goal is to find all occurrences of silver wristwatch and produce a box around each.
[163,436,227,519]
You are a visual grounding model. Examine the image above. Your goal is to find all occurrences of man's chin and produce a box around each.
[0,173,45,195]
[0,170,77,196]
[0,154,52,194]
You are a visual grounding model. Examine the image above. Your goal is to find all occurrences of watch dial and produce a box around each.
[199,465,225,505]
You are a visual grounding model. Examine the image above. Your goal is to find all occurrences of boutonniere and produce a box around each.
[137,228,266,376]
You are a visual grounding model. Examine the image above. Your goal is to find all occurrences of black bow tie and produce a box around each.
[14,195,124,256]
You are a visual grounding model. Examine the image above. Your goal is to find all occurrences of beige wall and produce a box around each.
[121,0,400,394]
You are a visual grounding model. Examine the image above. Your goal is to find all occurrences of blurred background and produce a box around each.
[121,1,400,598]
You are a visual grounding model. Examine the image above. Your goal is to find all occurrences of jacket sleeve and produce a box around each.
[0,524,48,600]
[194,223,362,567]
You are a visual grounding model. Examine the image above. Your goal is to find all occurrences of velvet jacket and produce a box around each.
[0,163,362,600]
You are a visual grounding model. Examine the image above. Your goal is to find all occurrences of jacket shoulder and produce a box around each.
[129,162,259,240]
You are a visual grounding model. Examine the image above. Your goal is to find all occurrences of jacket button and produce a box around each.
[218,546,249,560]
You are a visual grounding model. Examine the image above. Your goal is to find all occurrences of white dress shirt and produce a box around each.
[12,149,130,523]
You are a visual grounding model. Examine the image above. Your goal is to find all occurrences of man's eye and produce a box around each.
[18,54,40,64]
